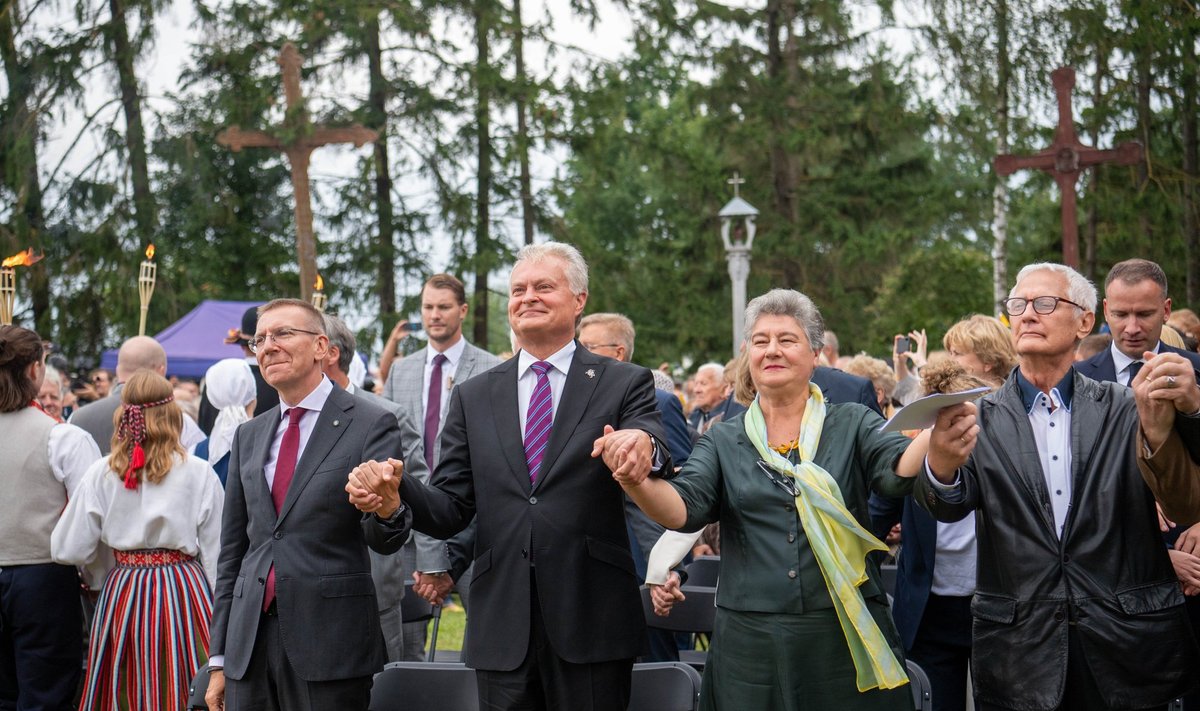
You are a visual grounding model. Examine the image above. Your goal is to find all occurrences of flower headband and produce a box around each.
[116,394,175,490]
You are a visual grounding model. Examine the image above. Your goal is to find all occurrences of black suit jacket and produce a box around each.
[400,345,670,670]
[209,385,410,681]
[811,365,883,416]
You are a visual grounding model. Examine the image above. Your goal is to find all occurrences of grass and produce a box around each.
[425,596,466,654]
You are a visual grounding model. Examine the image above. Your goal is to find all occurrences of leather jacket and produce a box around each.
[914,369,1198,710]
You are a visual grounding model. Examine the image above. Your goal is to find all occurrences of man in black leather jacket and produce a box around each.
[916,262,1199,711]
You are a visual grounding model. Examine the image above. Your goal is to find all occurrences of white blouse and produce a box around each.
[51,453,225,590]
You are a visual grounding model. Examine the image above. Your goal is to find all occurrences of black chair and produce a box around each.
[641,585,717,669]
[187,665,210,710]
[369,662,478,711]
[684,555,720,587]
[400,581,444,661]
[906,659,933,711]
[629,661,702,711]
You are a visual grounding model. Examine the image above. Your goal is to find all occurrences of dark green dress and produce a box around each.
[668,403,915,711]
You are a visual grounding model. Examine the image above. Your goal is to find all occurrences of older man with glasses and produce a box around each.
[915,262,1200,711]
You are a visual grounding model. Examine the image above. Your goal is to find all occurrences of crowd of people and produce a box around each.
[2,248,1200,711]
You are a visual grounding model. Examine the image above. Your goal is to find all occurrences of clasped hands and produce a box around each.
[1131,351,1200,450]
[346,458,404,519]
[591,425,653,487]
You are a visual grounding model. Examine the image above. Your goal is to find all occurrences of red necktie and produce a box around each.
[424,354,447,472]
[264,406,305,611]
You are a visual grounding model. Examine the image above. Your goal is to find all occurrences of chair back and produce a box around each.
[629,662,702,711]
[685,556,720,587]
[906,659,933,711]
[370,662,479,711]
[640,585,717,635]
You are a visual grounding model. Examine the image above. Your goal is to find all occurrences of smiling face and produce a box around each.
[748,314,820,398]
[1010,270,1094,361]
[254,304,329,402]
[38,374,61,419]
[508,256,587,353]
[1104,278,1170,360]
[421,285,468,349]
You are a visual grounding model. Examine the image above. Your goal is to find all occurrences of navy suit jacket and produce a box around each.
[811,366,883,416]
[869,494,939,651]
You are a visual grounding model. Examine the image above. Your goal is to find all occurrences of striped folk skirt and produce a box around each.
[80,549,212,711]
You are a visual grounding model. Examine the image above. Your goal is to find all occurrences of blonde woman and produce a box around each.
[942,315,1018,387]
[52,370,224,711]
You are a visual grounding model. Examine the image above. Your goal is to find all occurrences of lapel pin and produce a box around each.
[446,376,454,390]
[586,369,596,379]
[333,419,340,427]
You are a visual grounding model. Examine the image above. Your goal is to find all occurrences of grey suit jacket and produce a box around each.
[69,387,123,454]
[209,385,411,681]
[382,340,501,570]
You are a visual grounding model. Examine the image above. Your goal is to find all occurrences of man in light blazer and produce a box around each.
[205,299,410,711]
[349,242,670,710]
[382,273,501,655]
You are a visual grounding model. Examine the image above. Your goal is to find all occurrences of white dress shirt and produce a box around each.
[265,376,333,490]
[517,341,576,437]
[1029,387,1073,537]
[422,337,466,423]
[1111,342,1161,386]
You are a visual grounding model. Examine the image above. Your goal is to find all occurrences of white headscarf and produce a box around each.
[204,358,256,465]
[349,351,367,389]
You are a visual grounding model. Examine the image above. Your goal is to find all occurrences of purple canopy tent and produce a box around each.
[100,300,262,379]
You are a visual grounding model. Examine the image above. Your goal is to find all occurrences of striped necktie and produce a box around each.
[524,361,554,484]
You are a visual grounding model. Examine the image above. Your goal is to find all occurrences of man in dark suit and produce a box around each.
[812,364,883,416]
[349,242,669,711]
[205,299,410,711]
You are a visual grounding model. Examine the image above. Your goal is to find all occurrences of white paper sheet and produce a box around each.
[879,387,991,433]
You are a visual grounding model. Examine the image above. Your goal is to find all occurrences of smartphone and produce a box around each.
[399,321,421,331]
[895,336,910,354]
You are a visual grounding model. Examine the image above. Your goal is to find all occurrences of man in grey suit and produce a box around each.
[322,313,432,662]
[382,273,501,656]
[205,299,410,711]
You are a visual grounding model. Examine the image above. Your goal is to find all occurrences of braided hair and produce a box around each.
[109,370,184,488]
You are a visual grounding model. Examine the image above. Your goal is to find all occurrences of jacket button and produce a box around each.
[521,549,528,558]
[273,532,283,540]
[787,533,796,543]
[529,496,538,505]
[788,570,798,579]
[1054,611,1065,622]
[785,504,794,512]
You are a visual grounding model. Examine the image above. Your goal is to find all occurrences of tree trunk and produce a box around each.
[107,0,156,248]
[366,14,397,320]
[473,0,492,348]
[1183,19,1199,305]
[765,0,798,234]
[991,0,1010,313]
[0,0,49,331]
[513,0,534,245]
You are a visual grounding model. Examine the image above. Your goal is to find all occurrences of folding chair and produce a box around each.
[187,665,210,710]
[400,581,444,661]
[906,659,933,711]
[684,555,720,587]
[629,662,703,711]
[641,585,717,669]
[369,662,479,711]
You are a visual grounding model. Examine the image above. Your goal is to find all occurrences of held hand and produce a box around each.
[205,669,225,711]
[413,571,454,606]
[926,402,978,483]
[1176,522,1200,557]
[1169,549,1200,591]
[1142,352,1200,414]
[592,425,653,487]
[1133,352,1176,450]
[345,459,402,517]
[650,572,686,616]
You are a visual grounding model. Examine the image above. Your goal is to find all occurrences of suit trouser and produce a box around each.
[224,610,371,711]
[908,593,972,711]
[474,578,633,711]
[0,563,81,711]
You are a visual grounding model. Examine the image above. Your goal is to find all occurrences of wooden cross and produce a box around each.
[217,43,379,300]
[994,66,1143,268]
[727,172,746,198]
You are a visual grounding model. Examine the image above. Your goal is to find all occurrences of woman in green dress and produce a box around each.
[618,288,975,710]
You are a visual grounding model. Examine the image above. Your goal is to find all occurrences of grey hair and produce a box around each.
[1011,263,1098,313]
[513,242,589,295]
[43,365,66,396]
[578,312,635,359]
[323,314,357,374]
[696,362,725,380]
[743,289,825,353]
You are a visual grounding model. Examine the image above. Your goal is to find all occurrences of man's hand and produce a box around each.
[1133,352,1179,451]
[649,571,686,617]
[591,425,653,486]
[345,458,403,517]
[1142,352,1200,414]
[205,668,224,711]
[926,402,978,483]
[413,571,455,606]
[1169,548,1200,596]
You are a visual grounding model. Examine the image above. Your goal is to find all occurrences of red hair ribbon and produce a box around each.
[115,394,174,490]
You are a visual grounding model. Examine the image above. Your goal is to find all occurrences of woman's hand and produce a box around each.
[650,572,686,616]
[926,402,978,483]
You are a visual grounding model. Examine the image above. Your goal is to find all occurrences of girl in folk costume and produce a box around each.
[52,370,224,711]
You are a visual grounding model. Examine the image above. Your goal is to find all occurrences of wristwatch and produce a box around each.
[376,502,408,525]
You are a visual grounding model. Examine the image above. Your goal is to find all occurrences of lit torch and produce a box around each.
[0,248,45,326]
[138,244,157,336]
[311,274,327,312]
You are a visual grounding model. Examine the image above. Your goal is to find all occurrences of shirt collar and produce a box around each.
[518,340,577,379]
[428,337,467,369]
[1110,341,1160,380]
[1016,367,1074,414]
[279,375,333,418]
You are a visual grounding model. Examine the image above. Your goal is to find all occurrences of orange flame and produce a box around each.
[314,274,324,291]
[145,244,155,260]
[1,248,44,268]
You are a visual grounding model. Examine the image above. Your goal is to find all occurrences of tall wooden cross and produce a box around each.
[217,43,379,300]
[994,66,1143,268]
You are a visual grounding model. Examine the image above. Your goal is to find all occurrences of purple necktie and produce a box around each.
[424,353,448,471]
[524,361,554,484]
[265,406,305,611]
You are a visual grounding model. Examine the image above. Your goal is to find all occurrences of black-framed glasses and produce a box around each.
[1003,296,1086,317]
[248,328,321,353]
[757,460,799,498]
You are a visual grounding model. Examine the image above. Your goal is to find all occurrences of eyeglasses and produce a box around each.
[580,342,619,352]
[248,328,321,353]
[757,460,798,498]
[1003,296,1086,317]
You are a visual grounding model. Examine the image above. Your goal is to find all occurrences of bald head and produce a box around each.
[116,336,167,382]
